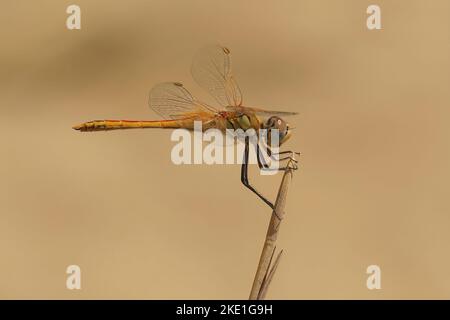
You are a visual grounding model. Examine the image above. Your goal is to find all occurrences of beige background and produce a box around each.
[1,0,450,299]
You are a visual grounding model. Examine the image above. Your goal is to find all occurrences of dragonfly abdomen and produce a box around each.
[72,120,181,132]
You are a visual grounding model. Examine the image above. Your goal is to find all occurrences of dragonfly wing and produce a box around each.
[249,108,298,117]
[191,45,243,108]
[226,105,298,118]
[149,82,217,120]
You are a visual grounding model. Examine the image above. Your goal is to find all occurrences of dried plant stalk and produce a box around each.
[249,163,294,300]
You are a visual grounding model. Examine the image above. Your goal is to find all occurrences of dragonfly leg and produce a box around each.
[258,162,299,171]
[257,145,300,171]
[271,150,301,163]
[241,137,275,210]
[273,150,301,156]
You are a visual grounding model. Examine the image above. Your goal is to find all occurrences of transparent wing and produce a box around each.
[149,82,217,120]
[191,45,243,108]
[226,105,298,117]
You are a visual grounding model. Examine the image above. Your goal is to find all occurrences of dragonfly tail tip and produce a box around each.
[72,123,83,131]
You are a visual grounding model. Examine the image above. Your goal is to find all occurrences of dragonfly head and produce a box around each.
[262,116,292,146]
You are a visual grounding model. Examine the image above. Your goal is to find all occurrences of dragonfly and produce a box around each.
[73,45,299,209]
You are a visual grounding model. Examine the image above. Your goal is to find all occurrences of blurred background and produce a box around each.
[1,0,449,299]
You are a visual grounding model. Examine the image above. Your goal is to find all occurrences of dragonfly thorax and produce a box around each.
[223,113,258,131]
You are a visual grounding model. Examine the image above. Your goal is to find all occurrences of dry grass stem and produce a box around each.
[249,161,295,300]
